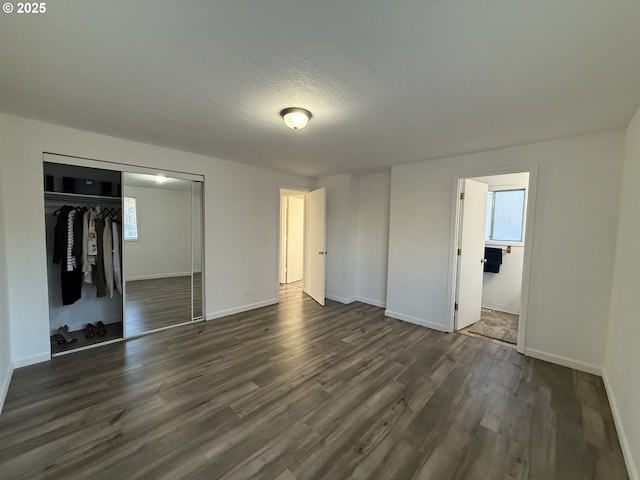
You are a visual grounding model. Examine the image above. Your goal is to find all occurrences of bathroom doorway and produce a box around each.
[453,170,533,350]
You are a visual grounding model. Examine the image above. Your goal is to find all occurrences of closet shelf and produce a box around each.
[44,191,121,201]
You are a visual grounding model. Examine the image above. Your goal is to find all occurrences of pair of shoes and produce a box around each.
[84,323,96,338]
[57,325,77,344]
[85,321,108,339]
[96,321,107,337]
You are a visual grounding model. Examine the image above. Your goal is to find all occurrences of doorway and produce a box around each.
[278,186,327,306]
[280,189,305,290]
[452,170,534,352]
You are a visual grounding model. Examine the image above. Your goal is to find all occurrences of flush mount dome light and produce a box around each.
[280,107,312,130]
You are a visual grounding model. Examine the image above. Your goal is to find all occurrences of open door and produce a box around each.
[456,179,488,329]
[306,187,326,306]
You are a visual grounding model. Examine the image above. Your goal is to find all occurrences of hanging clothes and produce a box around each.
[112,221,123,295]
[95,217,107,297]
[53,203,121,304]
[71,207,85,270]
[82,209,92,284]
[53,206,73,265]
[103,218,114,298]
[87,207,99,275]
[53,205,82,305]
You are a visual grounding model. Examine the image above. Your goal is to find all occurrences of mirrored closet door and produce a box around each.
[123,173,204,336]
[192,181,204,320]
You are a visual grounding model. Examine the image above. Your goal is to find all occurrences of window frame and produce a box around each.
[123,195,140,242]
[485,187,526,246]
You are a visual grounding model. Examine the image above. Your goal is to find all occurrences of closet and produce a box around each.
[44,162,124,353]
[43,156,205,356]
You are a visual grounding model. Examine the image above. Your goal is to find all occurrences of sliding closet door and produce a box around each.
[123,173,194,336]
[192,181,204,320]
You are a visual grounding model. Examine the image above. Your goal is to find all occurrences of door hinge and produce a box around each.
[460,192,465,200]
[454,302,459,311]
[457,248,462,256]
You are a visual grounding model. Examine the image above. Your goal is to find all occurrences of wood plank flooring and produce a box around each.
[125,274,202,336]
[0,285,628,479]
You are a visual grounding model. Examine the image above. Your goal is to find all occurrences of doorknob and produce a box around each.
[481,259,487,263]
[319,251,327,255]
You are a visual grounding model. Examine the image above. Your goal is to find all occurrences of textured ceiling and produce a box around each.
[1,1,640,177]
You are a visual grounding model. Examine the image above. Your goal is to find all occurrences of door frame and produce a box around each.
[446,164,538,354]
[277,185,310,302]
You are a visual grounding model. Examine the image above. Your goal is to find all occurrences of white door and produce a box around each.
[456,179,488,330]
[306,188,326,306]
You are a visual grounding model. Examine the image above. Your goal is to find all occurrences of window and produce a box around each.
[485,189,525,242]
[123,196,139,240]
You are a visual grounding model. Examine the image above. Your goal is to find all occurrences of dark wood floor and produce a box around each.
[125,274,202,336]
[0,286,628,479]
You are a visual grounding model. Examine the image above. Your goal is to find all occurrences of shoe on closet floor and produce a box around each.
[95,321,107,337]
[57,325,77,344]
[84,323,96,339]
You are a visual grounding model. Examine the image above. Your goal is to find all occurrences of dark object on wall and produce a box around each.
[484,247,502,273]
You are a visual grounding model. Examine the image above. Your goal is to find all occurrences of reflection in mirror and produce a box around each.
[192,182,204,319]
[123,173,193,336]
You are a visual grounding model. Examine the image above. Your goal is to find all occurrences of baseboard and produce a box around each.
[325,294,357,304]
[0,361,13,415]
[125,272,192,282]
[523,348,602,376]
[602,370,639,480]
[206,298,278,321]
[355,296,386,308]
[12,351,50,369]
[384,310,447,332]
[481,303,519,315]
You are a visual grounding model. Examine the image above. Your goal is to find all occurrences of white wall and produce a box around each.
[124,185,192,280]
[386,131,624,372]
[316,174,359,303]
[604,106,640,480]
[481,246,524,314]
[355,171,391,307]
[0,148,13,412]
[0,112,313,368]
[473,172,529,314]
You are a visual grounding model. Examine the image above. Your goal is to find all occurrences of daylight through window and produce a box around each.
[124,196,139,240]
[485,189,525,242]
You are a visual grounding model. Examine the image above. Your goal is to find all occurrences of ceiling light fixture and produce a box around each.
[280,107,312,130]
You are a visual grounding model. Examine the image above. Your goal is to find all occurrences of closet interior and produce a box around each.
[44,157,205,356]
[44,162,124,354]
